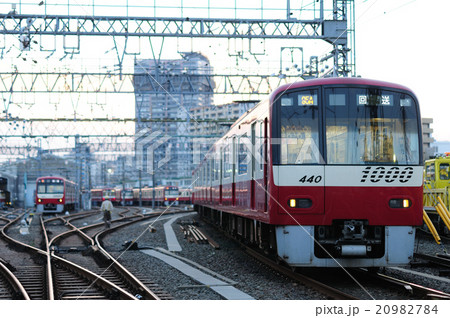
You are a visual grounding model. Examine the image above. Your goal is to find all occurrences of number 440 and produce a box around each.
[299,175,322,183]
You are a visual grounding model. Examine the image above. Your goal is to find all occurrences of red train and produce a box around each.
[0,190,11,208]
[116,188,134,206]
[35,176,77,213]
[0,177,11,208]
[91,188,117,206]
[193,77,423,268]
[179,188,192,204]
[132,186,180,206]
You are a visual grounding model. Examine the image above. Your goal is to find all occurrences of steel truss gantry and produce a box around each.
[0,1,356,186]
[0,71,301,94]
[1,14,326,39]
[0,1,355,88]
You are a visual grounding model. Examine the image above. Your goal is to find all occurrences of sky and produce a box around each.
[355,0,450,142]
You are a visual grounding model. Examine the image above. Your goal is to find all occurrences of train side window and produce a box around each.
[224,141,232,179]
[439,163,449,180]
[238,134,249,175]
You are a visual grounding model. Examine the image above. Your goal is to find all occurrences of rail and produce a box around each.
[0,254,30,300]
[51,253,137,300]
[92,209,195,300]
[40,215,55,300]
[357,268,450,300]
[244,245,359,300]
[41,212,143,300]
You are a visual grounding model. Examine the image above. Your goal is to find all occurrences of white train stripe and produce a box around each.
[273,165,423,187]
[273,166,324,187]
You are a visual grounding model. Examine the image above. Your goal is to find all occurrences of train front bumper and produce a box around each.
[275,225,415,267]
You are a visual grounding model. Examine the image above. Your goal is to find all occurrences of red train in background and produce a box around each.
[132,186,180,206]
[35,176,77,213]
[91,186,182,206]
[91,188,117,206]
[193,77,423,268]
[0,177,11,208]
[178,188,192,204]
[116,188,134,206]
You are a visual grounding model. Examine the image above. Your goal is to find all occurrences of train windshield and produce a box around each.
[439,163,449,180]
[103,190,115,198]
[166,188,179,196]
[37,179,64,194]
[275,86,420,165]
[278,88,322,164]
[325,88,420,165]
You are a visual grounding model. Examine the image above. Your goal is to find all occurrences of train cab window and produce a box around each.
[325,88,420,165]
[425,164,435,182]
[439,163,449,180]
[279,89,321,164]
[37,179,64,194]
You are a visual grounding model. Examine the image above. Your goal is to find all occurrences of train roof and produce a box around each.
[36,176,72,182]
[271,77,415,98]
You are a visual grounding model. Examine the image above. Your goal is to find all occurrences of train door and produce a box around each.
[263,119,268,212]
[251,123,256,210]
[220,147,223,204]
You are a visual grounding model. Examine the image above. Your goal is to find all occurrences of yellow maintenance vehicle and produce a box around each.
[423,153,450,240]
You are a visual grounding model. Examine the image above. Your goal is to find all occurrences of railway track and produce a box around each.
[0,258,30,300]
[352,268,450,300]
[0,210,46,299]
[199,214,450,300]
[0,206,189,300]
[199,216,358,300]
[42,207,171,299]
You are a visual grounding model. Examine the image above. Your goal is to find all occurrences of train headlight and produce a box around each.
[59,199,63,203]
[289,199,296,208]
[38,199,42,203]
[288,198,312,208]
[389,199,411,208]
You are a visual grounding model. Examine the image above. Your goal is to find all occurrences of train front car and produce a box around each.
[102,188,117,204]
[36,177,77,213]
[271,78,423,267]
[163,186,180,206]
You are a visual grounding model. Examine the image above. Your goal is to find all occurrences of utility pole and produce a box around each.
[138,169,142,207]
[121,158,125,206]
[152,150,155,210]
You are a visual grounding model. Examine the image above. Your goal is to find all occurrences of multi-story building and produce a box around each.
[422,117,437,160]
[133,52,214,187]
